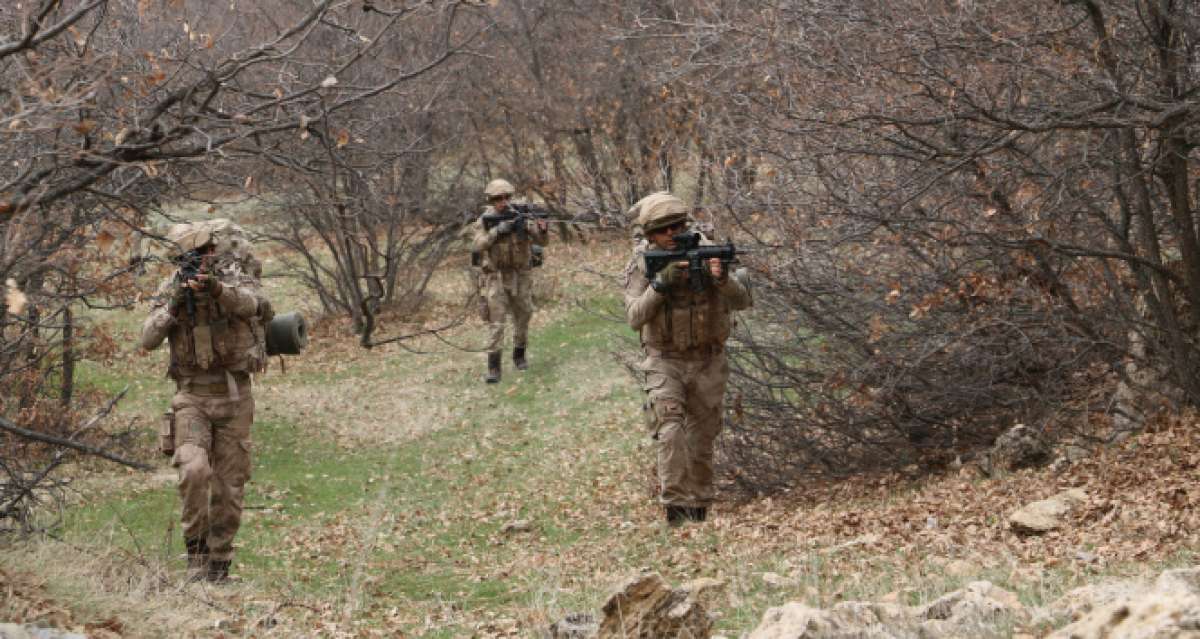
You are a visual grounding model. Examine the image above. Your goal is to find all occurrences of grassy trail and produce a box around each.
[4,238,1194,638]
[66,296,650,632]
[7,241,792,637]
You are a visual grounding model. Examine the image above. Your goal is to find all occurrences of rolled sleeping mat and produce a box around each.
[733,267,753,302]
[266,311,307,356]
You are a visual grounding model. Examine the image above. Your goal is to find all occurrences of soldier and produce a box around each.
[472,178,549,383]
[140,220,273,582]
[627,191,672,246]
[622,194,752,526]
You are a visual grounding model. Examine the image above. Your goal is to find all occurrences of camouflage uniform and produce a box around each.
[472,179,549,382]
[623,195,752,524]
[140,220,272,581]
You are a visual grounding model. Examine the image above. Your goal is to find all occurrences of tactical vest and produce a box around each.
[166,273,268,380]
[637,253,734,353]
[480,209,536,273]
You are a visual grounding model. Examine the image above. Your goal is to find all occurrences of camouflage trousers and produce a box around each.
[484,269,534,352]
[640,350,729,508]
[171,377,254,562]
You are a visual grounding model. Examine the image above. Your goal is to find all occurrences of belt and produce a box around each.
[644,344,724,360]
[180,372,251,396]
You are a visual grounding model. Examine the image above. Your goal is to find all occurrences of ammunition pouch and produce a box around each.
[530,244,544,268]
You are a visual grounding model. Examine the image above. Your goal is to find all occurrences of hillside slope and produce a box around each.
[1,234,1197,638]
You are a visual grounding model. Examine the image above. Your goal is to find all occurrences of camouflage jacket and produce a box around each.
[471,205,549,273]
[623,237,752,355]
[140,258,271,380]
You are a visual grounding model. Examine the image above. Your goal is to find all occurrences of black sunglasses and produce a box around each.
[653,220,687,234]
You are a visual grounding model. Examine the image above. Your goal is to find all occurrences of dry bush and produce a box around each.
[608,0,1200,491]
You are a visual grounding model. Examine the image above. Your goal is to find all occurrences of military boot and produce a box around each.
[207,559,231,584]
[665,505,689,527]
[513,346,528,371]
[185,537,209,582]
[486,352,502,384]
[689,506,708,522]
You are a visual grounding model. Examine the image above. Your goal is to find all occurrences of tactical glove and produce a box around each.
[494,219,515,235]
[651,262,685,293]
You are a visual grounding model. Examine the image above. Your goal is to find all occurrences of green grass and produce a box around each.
[19,233,1195,638]
[57,295,656,634]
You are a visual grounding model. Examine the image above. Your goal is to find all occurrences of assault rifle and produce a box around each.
[173,249,207,320]
[643,230,747,293]
[481,203,549,239]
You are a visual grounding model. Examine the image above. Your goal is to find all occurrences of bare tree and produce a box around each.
[606,0,1200,491]
[0,0,474,530]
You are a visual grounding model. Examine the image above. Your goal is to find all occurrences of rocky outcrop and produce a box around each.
[546,573,721,638]
[746,580,1027,639]
[1047,567,1200,638]
[746,601,917,638]
[549,566,1200,638]
[596,572,713,639]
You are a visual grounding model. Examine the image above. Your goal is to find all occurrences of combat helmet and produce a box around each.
[166,219,261,278]
[637,194,689,234]
[627,191,672,222]
[483,179,516,199]
[166,223,214,253]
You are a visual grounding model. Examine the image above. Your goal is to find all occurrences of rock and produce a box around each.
[1154,567,1200,595]
[547,614,597,639]
[1045,579,1144,623]
[546,613,597,639]
[597,572,711,639]
[746,601,917,639]
[501,519,532,534]
[1008,488,1087,534]
[916,581,1024,624]
[1048,584,1200,638]
[0,625,87,639]
[990,424,1052,471]
[1042,568,1200,637]
[681,577,727,609]
[746,581,1024,639]
[744,565,1200,639]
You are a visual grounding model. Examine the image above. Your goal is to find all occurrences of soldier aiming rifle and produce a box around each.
[622,194,753,527]
[471,179,550,383]
[141,220,305,583]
